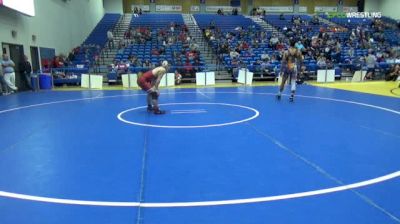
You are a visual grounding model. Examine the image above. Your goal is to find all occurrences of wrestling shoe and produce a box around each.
[289,96,294,102]
[147,105,153,112]
[154,109,166,115]
[276,94,281,100]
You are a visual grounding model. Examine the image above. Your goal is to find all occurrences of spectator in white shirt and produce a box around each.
[107,30,114,49]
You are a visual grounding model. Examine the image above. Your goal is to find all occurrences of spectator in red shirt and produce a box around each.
[184,60,194,76]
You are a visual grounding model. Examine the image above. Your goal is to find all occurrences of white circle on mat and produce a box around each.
[117,102,260,128]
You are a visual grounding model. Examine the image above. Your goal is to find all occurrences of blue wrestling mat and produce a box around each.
[0,86,399,224]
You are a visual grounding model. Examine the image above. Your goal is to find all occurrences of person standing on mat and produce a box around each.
[276,40,303,102]
[137,60,169,115]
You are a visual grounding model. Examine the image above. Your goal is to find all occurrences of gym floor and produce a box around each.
[0,82,399,224]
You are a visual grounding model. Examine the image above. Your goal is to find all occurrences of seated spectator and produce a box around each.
[193,59,202,73]
[279,13,285,20]
[295,41,305,51]
[348,47,355,57]
[269,35,279,49]
[311,15,319,25]
[52,56,64,68]
[230,49,239,59]
[151,48,160,56]
[209,20,216,29]
[175,70,182,85]
[232,8,238,16]
[143,60,152,69]
[317,56,327,68]
[184,60,194,76]
[261,51,270,61]
[133,7,139,17]
[125,28,132,39]
[385,64,400,81]
[130,56,141,67]
[276,42,285,51]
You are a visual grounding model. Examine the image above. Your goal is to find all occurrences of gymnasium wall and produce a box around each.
[298,0,358,14]
[0,0,104,59]
[122,0,361,14]
[104,0,124,13]
[123,0,236,13]
[365,0,400,19]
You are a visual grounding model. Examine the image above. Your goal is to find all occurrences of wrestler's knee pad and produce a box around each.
[150,91,158,99]
[291,79,296,91]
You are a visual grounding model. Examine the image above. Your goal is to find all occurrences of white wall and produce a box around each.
[0,0,105,59]
[103,0,123,13]
[377,0,400,20]
[365,0,400,20]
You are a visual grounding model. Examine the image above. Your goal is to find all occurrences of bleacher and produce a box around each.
[130,13,184,29]
[264,14,328,37]
[53,13,120,85]
[319,14,400,76]
[194,14,261,32]
[55,12,400,85]
[112,14,206,78]
[70,13,121,66]
[194,14,281,79]
[84,13,121,46]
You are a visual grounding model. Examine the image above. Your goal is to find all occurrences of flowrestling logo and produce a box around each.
[327,12,382,19]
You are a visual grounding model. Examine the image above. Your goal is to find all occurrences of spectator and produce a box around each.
[133,7,139,17]
[125,28,132,39]
[348,47,355,57]
[209,20,216,29]
[279,13,285,20]
[175,70,182,85]
[184,60,194,76]
[365,51,377,79]
[0,60,7,95]
[317,56,327,68]
[193,59,202,73]
[269,35,279,49]
[19,55,33,91]
[230,49,239,59]
[295,41,305,51]
[107,29,114,48]
[311,15,320,25]
[1,54,17,93]
[143,59,152,69]
[232,8,238,16]
[261,51,270,61]
[385,64,400,81]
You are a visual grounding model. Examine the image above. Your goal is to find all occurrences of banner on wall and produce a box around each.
[299,6,307,13]
[191,5,200,12]
[155,5,182,12]
[205,6,242,12]
[131,5,150,12]
[259,6,293,12]
[315,6,338,13]
[343,6,358,13]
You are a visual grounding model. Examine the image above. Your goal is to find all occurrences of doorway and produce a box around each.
[30,46,40,73]
[2,43,26,90]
